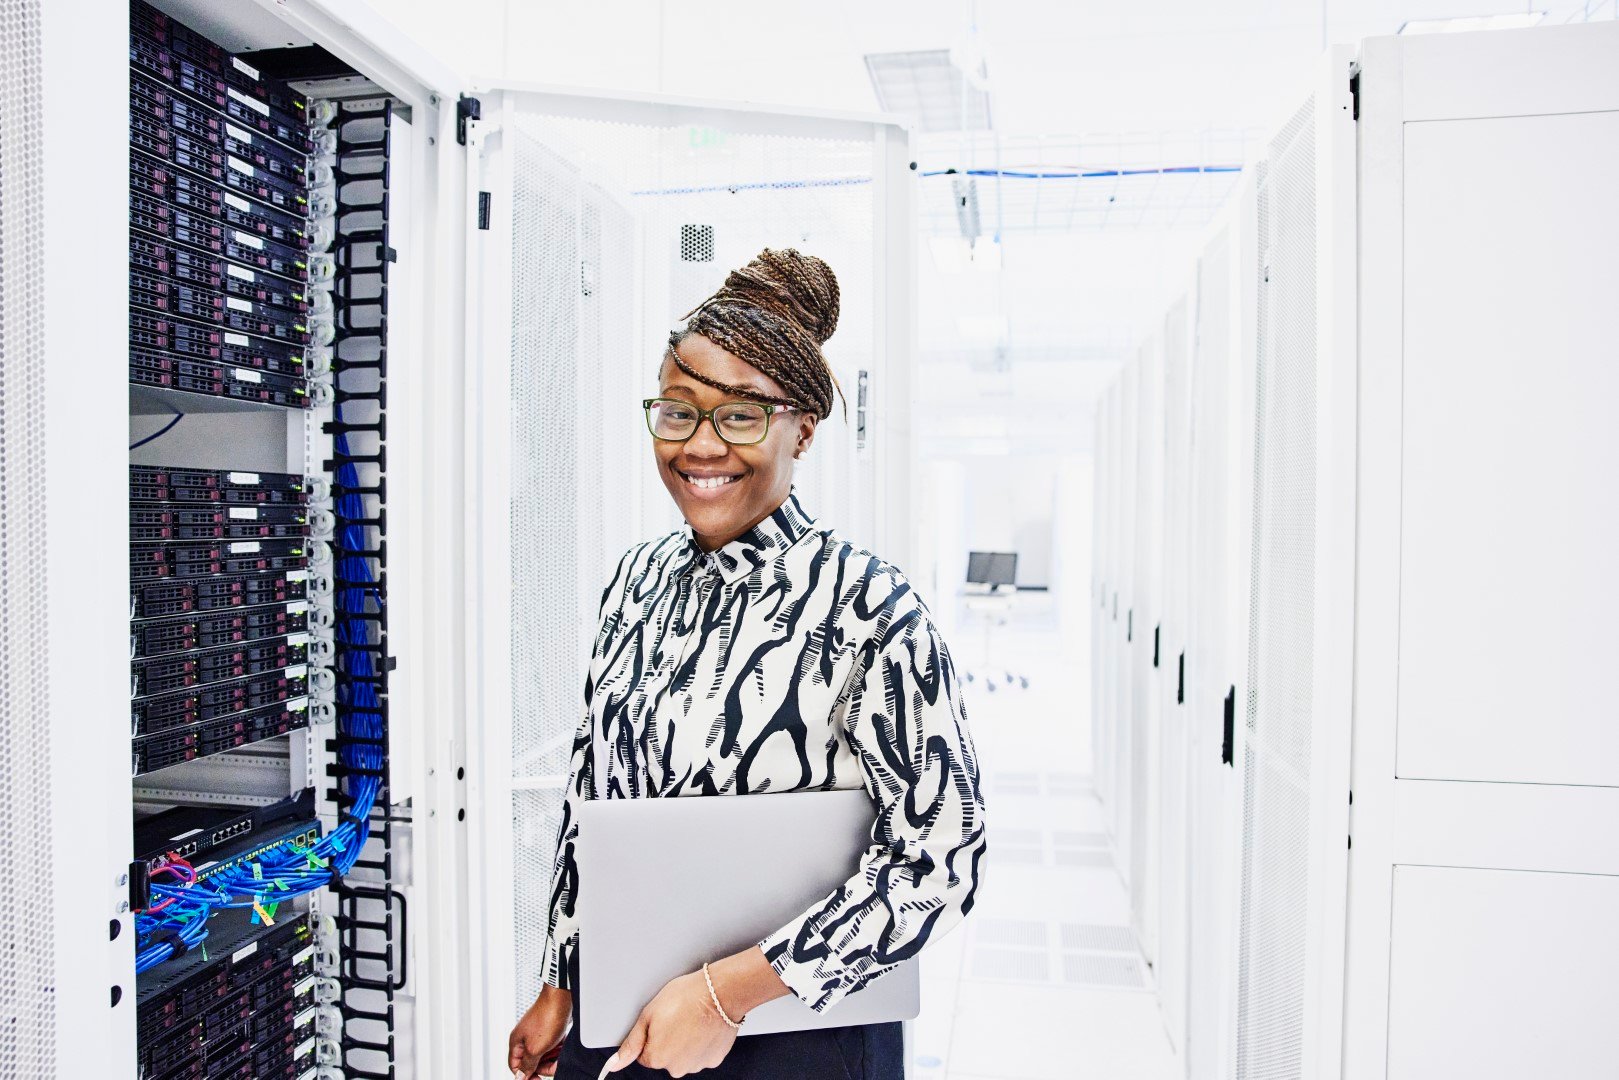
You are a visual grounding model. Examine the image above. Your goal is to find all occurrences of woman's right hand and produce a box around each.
[508,985,572,1079]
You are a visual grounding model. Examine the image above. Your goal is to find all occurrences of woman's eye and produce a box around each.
[663,406,696,421]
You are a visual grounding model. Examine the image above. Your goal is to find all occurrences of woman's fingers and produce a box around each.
[600,1013,649,1077]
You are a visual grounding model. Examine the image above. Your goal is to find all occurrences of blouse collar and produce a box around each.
[677,488,818,585]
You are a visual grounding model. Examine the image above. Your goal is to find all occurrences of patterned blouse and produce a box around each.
[541,489,987,1012]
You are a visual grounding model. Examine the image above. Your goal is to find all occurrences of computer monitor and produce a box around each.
[966,551,1018,589]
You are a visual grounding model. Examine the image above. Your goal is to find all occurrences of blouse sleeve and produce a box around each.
[755,566,988,1012]
[539,704,593,991]
[540,545,639,991]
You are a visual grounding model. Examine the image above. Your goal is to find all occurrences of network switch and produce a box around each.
[134,789,316,876]
[130,571,311,620]
[133,699,311,774]
[132,601,312,659]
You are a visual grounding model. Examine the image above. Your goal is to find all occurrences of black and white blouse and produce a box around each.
[541,489,987,1012]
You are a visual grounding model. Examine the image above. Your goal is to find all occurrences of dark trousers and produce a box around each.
[554,996,904,1080]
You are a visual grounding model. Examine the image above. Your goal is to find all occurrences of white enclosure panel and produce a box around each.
[1345,24,1619,1080]
[1111,362,1138,866]
[1385,866,1619,1080]
[1155,294,1193,1054]
[1236,92,1320,1080]
[1129,335,1163,958]
[1397,110,1619,788]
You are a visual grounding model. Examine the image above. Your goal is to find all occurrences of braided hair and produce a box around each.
[667,248,846,420]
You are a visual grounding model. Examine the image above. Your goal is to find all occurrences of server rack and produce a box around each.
[16,4,915,1077]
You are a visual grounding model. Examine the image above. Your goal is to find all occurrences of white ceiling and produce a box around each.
[374,0,1600,449]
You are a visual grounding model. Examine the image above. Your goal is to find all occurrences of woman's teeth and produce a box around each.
[683,472,739,490]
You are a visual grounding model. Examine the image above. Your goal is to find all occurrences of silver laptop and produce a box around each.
[576,787,921,1048]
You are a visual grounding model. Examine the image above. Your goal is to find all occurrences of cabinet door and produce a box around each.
[459,87,915,1075]
[1229,45,1358,1080]
[1345,21,1619,1079]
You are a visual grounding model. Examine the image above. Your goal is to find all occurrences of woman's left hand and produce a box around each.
[601,970,738,1078]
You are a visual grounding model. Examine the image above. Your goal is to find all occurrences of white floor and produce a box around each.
[910,594,1178,1080]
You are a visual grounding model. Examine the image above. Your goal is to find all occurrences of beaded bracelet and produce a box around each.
[701,962,744,1030]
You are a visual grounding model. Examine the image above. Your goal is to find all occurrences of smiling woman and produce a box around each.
[507,249,988,1080]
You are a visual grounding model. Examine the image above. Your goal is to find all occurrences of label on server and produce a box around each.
[232,368,262,383]
[286,664,308,680]
[224,332,251,346]
[226,123,253,143]
[230,541,262,554]
[232,56,261,80]
[287,571,309,583]
[228,157,255,178]
[228,507,258,520]
[227,264,255,282]
[227,87,270,116]
[226,471,261,484]
[233,941,260,963]
[232,230,264,250]
[226,297,251,312]
[225,193,251,211]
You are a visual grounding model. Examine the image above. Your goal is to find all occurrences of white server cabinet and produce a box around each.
[1109,362,1139,868]
[1343,23,1619,1079]
[1154,287,1196,1055]
[1183,173,1259,1080]
[15,3,915,1077]
[1128,333,1164,957]
[460,89,915,1076]
[1092,387,1114,812]
[1228,45,1357,1080]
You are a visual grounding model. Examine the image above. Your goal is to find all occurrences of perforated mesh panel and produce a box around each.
[1236,97,1317,1080]
[0,1,57,1073]
[1187,225,1232,1079]
[504,107,882,1015]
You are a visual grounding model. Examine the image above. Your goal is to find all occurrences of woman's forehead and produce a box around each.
[662,336,786,398]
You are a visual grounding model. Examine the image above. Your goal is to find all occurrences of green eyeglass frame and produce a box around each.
[642,397,797,446]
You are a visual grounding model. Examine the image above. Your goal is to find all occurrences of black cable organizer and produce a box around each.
[324,98,405,1080]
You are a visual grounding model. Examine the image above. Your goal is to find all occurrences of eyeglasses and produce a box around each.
[642,397,797,446]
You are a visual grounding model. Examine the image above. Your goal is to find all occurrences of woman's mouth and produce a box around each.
[675,468,745,494]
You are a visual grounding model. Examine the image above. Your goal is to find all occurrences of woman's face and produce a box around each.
[654,334,817,550]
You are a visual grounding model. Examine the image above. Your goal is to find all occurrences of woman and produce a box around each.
[508,248,987,1080]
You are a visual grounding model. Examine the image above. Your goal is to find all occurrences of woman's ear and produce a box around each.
[793,414,819,459]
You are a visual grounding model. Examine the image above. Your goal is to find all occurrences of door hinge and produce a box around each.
[1349,64,1361,121]
[1176,651,1185,704]
[1152,624,1160,668]
[457,94,482,145]
[477,191,491,231]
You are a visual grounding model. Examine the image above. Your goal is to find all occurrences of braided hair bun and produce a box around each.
[670,248,846,420]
